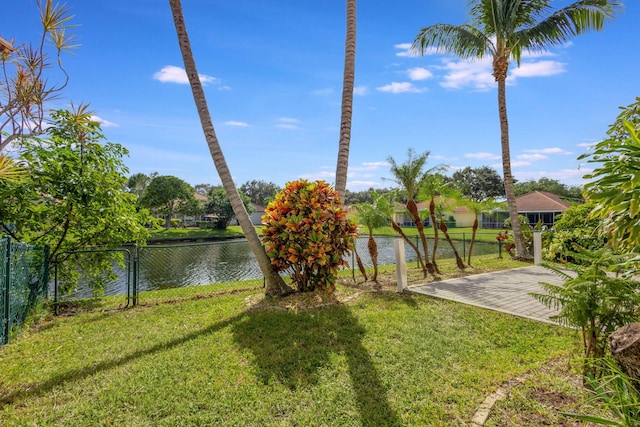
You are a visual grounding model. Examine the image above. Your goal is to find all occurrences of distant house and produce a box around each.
[391,198,475,228]
[514,191,572,227]
[482,191,572,229]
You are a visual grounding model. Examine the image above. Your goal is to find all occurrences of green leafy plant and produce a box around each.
[531,248,640,376]
[580,97,640,256]
[543,200,603,263]
[562,357,640,426]
[355,191,393,282]
[261,180,357,293]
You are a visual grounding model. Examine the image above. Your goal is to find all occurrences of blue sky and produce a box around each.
[6,1,640,191]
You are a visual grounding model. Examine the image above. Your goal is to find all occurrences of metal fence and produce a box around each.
[0,236,49,345]
[51,233,508,311]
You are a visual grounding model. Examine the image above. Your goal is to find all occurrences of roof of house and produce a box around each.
[515,191,571,212]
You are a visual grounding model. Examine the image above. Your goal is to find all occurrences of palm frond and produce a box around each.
[412,23,492,59]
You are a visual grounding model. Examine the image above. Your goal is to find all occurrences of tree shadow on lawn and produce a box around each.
[2,295,402,426]
[231,301,403,427]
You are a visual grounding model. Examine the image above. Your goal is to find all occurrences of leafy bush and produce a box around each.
[543,201,603,263]
[261,180,357,293]
[563,356,640,426]
[532,248,640,376]
[170,218,182,228]
[148,217,165,229]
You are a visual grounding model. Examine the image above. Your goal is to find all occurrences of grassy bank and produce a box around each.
[149,225,502,243]
[0,257,604,426]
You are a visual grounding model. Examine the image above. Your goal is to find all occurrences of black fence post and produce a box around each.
[132,244,139,307]
[2,237,10,345]
[42,245,50,300]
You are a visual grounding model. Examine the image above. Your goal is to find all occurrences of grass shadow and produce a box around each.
[231,300,403,426]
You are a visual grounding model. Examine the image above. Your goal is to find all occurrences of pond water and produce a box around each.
[58,236,501,300]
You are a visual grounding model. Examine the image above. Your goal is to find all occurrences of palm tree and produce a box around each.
[412,0,621,260]
[462,198,505,266]
[168,0,292,296]
[386,148,436,276]
[418,173,449,273]
[355,191,393,282]
[433,198,466,270]
[334,0,357,202]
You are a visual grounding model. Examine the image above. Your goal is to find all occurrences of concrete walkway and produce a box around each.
[406,265,563,324]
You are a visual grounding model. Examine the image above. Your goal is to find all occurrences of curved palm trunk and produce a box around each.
[428,198,441,274]
[439,219,465,270]
[169,0,292,296]
[367,233,378,282]
[391,220,426,277]
[467,216,478,266]
[354,246,368,281]
[407,199,435,276]
[334,0,357,201]
[496,72,528,259]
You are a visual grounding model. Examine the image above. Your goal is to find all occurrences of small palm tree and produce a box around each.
[434,198,466,270]
[462,198,505,266]
[355,192,393,282]
[412,0,621,260]
[386,148,437,276]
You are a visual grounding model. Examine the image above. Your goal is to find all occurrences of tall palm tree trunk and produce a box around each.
[496,72,528,259]
[334,0,357,201]
[168,0,292,296]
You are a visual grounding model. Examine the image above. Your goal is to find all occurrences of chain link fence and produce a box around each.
[1,236,49,345]
[52,234,509,312]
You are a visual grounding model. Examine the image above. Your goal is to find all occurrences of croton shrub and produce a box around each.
[261,180,358,293]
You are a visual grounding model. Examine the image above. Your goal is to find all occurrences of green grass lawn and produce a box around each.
[1,258,587,426]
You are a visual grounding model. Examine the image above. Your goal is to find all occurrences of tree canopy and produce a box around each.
[0,107,149,291]
[139,175,196,228]
[513,177,582,200]
[239,180,280,206]
[450,166,505,202]
[205,188,253,230]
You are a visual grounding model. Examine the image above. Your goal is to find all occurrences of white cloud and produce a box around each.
[440,57,495,91]
[408,67,433,81]
[510,60,566,79]
[524,147,572,155]
[350,161,390,171]
[347,180,385,190]
[376,82,425,94]
[514,167,590,185]
[91,115,117,128]
[300,170,335,181]
[517,153,548,161]
[394,43,415,57]
[464,152,500,160]
[278,117,300,123]
[224,121,249,127]
[425,48,568,91]
[153,65,217,85]
[353,85,368,96]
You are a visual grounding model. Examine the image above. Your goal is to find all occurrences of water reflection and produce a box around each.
[59,237,499,299]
